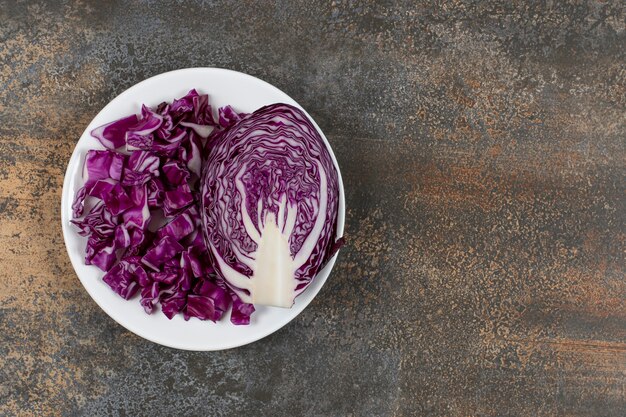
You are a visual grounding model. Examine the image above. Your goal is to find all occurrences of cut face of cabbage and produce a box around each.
[201,104,342,308]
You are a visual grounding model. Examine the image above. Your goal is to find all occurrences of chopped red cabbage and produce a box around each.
[91,114,140,149]
[71,90,254,325]
[157,208,196,241]
[141,236,184,271]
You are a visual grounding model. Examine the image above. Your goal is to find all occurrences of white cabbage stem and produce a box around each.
[210,161,328,307]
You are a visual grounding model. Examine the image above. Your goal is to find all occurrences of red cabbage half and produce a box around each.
[201,104,342,308]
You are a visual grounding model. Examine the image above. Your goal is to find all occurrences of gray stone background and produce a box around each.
[0,1,624,416]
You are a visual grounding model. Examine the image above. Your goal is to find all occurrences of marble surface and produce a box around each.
[1,1,624,415]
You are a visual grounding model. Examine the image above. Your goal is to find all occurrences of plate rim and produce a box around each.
[60,67,345,351]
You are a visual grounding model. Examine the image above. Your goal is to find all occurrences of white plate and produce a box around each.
[61,68,345,351]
